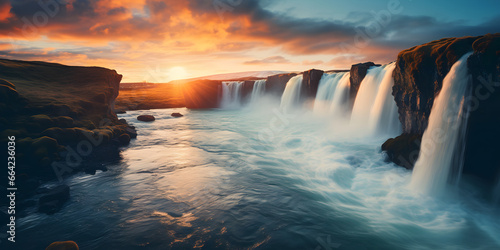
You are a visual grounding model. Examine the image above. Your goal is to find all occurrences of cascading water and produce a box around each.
[410,52,473,196]
[313,72,351,117]
[221,81,244,108]
[280,75,304,111]
[350,63,400,136]
[369,63,400,135]
[250,80,267,103]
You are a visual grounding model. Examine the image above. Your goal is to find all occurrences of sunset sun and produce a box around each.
[169,66,188,81]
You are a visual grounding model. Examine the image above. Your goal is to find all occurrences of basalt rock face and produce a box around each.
[265,73,298,95]
[462,34,500,182]
[0,59,136,187]
[392,36,480,134]
[350,62,379,103]
[383,33,500,182]
[241,80,256,101]
[301,69,324,99]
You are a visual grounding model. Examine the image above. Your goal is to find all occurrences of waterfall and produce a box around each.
[369,63,400,135]
[250,80,267,103]
[221,81,244,108]
[410,52,473,196]
[350,63,400,135]
[313,72,351,117]
[280,75,304,110]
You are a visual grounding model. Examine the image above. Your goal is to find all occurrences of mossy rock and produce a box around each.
[77,120,97,130]
[92,128,113,143]
[17,137,34,150]
[46,241,79,250]
[0,84,19,103]
[54,116,74,128]
[41,127,64,139]
[0,129,26,138]
[31,114,55,128]
[118,133,131,144]
[31,136,61,154]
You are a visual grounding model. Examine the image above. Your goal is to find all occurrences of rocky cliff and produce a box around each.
[0,59,136,187]
[301,69,324,100]
[265,73,298,95]
[350,62,380,104]
[383,33,500,182]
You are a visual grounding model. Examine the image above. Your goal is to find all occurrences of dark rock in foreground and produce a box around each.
[381,134,422,169]
[46,241,79,250]
[137,115,155,122]
[0,59,137,215]
[171,112,183,117]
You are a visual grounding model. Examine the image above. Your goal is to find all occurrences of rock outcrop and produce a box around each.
[137,115,155,122]
[265,73,298,95]
[46,241,79,250]
[462,34,500,181]
[241,80,256,101]
[0,59,136,195]
[349,62,380,103]
[301,69,324,99]
[392,36,481,134]
[383,33,500,183]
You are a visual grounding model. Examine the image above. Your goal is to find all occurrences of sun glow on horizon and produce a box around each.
[169,66,189,81]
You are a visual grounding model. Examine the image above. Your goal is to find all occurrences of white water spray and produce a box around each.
[410,52,473,196]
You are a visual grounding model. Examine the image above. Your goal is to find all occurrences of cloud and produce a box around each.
[302,60,324,65]
[0,0,497,81]
[244,56,290,65]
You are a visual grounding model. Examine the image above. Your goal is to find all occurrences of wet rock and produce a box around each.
[302,69,324,99]
[350,62,380,103]
[171,112,183,117]
[137,115,155,122]
[46,241,79,250]
[265,73,298,95]
[381,133,422,169]
[384,33,500,183]
[393,36,479,134]
[118,133,131,144]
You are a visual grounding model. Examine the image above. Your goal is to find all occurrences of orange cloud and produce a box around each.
[0,0,497,82]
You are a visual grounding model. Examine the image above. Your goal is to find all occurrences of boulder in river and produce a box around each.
[137,115,155,122]
[46,241,79,250]
[171,112,183,117]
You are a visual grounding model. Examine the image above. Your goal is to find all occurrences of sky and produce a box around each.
[0,0,498,82]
